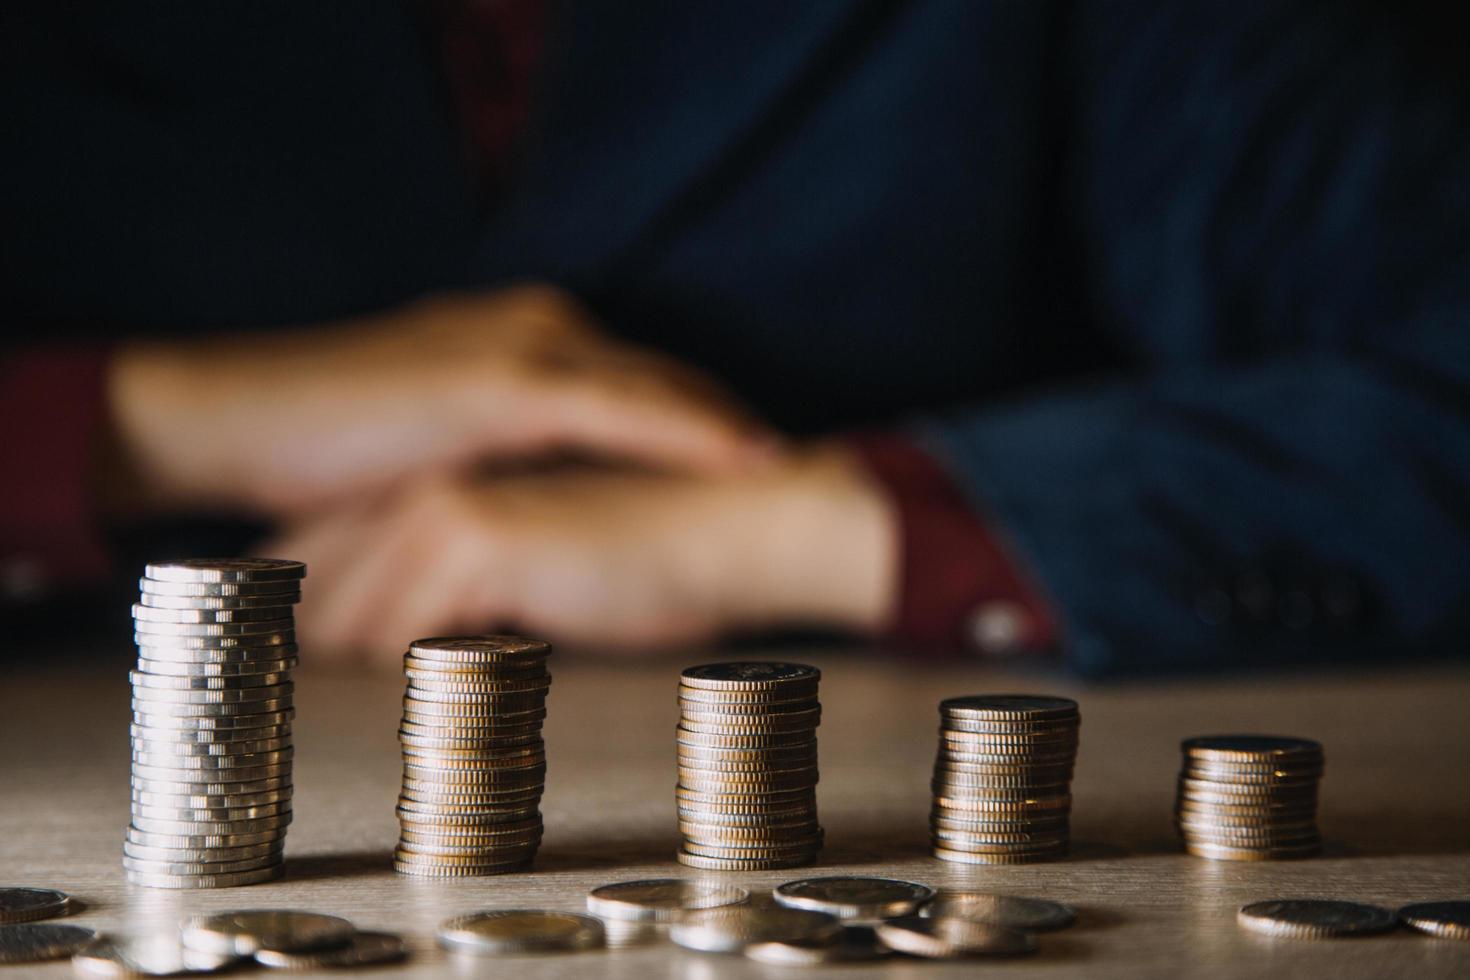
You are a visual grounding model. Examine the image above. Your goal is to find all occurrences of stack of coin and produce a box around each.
[394,636,551,876]
[1175,735,1324,861]
[676,663,823,870]
[125,559,305,889]
[929,695,1080,864]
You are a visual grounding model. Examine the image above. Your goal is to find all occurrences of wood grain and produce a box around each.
[2,647,1468,978]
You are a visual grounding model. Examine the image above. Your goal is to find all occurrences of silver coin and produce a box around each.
[126,827,284,850]
[133,618,296,637]
[0,887,70,925]
[128,813,291,836]
[130,801,291,823]
[131,698,293,718]
[137,658,298,678]
[437,911,604,955]
[72,932,241,977]
[586,880,749,923]
[136,642,298,662]
[773,877,935,920]
[1398,901,1470,940]
[939,695,1079,721]
[132,604,296,625]
[122,853,284,877]
[670,907,841,953]
[141,577,303,598]
[131,762,291,783]
[138,592,300,611]
[181,910,354,956]
[123,866,283,890]
[132,710,295,731]
[130,671,290,691]
[920,893,1075,931]
[0,923,96,962]
[1237,900,1398,938]
[144,559,305,584]
[874,916,1037,958]
[130,735,291,757]
[131,749,294,770]
[680,663,821,689]
[252,931,406,969]
[745,925,890,965]
[407,635,551,663]
[123,840,284,864]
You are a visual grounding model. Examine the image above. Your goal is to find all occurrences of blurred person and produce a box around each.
[3,1,1468,675]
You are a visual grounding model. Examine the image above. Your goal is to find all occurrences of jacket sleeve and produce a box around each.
[915,3,1470,676]
[0,346,114,594]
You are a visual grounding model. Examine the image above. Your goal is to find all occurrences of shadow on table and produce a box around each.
[285,850,394,882]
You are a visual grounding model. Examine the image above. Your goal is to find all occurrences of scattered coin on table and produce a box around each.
[252,931,408,969]
[669,906,842,953]
[394,635,552,877]
[874,916,1037,958]
[745,925,891,965]
[0,923,97,963]
[1236,899,1398,938]
[929,694,1079,864]
[126,559,306,889]
[180,909,356,956]
[1397,901,1470,940]
[586,879,749,922]
[0,887,72,924]
[773,876,935,920]
[1175,735,1325,861]
[71,933,241,977]
[675,662,824,870]
[920,893,1076,931]
[437,910,605,955]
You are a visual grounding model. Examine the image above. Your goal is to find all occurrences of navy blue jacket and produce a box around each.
[5,2,1468,674]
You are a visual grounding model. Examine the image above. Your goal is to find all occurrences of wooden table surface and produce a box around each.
[2,648,1469,978]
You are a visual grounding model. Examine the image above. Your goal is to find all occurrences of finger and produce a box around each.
[536,356,783,474]
[349,527,504,665]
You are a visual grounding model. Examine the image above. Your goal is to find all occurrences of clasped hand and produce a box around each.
[106,285,894,663]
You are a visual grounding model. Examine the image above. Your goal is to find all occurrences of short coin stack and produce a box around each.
[394,635,552,876]
[125,559,305,889]
[929,695,1080,864]
[676,663,823,870]
[1175,735,1324,861]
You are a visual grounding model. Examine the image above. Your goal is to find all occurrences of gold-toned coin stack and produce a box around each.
[394,636,552,876]
[125,558,305,889]
[929,695,1080,864]
[1175,735,1324,861]
[676,663,823,870]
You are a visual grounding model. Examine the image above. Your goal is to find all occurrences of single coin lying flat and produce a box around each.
[1397,901,1470,940]
[253,931,407,969]
[0,887,71,925]
[773,876,935,920]
[920,893,1075,931]
[0,923,97,963]
[1236,900,1397,939]
[670,907,841,953]
[437,910,604,955]
[180,910,355,956]
[586,880,749,922]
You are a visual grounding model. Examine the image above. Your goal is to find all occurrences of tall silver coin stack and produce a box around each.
[1175,735,1324,861]
[125,558,305,889]
[394,636,552,876]
[929,695,1080,864]
[676,663,823,871]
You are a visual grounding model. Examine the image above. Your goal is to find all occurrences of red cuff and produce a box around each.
[849,434,1058,656]
[0,346,114,593]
